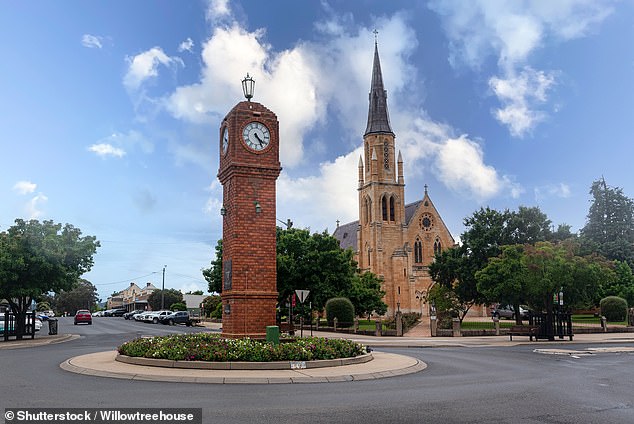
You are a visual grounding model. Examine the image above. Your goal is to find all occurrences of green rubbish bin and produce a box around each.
[48,318,58,335]
[266,326,280,345]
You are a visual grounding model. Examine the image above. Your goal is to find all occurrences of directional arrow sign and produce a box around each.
[295,289,310,304]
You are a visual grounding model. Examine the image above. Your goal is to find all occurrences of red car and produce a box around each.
[74,310,92,325]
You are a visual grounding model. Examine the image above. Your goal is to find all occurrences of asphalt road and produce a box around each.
[1,317,633,423]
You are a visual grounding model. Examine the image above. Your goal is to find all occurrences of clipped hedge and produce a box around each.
[600,296,628,322]
[325,297,355,328]
[118,333,365,362]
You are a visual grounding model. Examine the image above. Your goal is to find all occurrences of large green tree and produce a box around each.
[522,241,610,313]
[430,205,559,320]
[348,272,387,319]
[277,228,356,311]
[598,260,634,306]
[476,244,529,324]
[55,279,99,314]
[202,239,222,294]
[580,178,634,268]
[0,219,99,338]
[147,288,183,311]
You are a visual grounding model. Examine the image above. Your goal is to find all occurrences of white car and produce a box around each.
[92,311,104,317]
[0,313,42,333]
[143,310,173,324]
[134,311,152,321]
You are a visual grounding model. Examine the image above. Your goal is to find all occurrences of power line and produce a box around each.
[93,272,159,286]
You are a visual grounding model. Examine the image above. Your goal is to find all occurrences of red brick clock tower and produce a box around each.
[217,74,281,338]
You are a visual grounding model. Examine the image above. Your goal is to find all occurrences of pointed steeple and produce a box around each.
[364,40,394,136]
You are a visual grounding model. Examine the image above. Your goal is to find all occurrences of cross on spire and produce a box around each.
[373,29,378,43]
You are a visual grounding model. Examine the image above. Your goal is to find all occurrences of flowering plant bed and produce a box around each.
[118,333,366,362]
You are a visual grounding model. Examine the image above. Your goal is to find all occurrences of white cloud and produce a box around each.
[88,143,126,158]
[534,182,572,202]
[436,136,503,200]
[124,47,184,90]
[81,34,103,49]
[88,130,153,158]
[206,0,231,22]
[25,193,47,219]
[429,0,613,136]
[489,67,556,137]
[277,149,361,231]
[13,181,36,195]
[178,37,194,53]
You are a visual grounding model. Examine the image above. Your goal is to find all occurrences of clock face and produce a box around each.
[221,127,228,155]
[242,121,270,151]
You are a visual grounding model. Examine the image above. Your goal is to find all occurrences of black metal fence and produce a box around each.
[2,311,37,341]
[529,311,573,341]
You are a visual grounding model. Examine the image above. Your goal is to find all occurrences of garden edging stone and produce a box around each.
[115,352,373,370]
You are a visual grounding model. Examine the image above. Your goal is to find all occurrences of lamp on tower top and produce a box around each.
[242,73,255,101]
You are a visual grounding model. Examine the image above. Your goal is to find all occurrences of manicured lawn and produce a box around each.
[572,314,627,326]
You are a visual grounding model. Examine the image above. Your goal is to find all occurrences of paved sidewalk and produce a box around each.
[0,333,78,349]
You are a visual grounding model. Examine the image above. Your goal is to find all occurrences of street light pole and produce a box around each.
[161,265,167,310]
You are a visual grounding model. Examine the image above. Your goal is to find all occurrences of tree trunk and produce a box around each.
[513,302,522,325]
[8,296,31,340]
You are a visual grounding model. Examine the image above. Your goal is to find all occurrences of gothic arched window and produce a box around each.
[382,196,388,221]
[414,239,422,263]
[389,196,395,221]
[434,238,442,256]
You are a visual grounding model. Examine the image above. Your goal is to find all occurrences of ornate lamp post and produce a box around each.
[241,73,255,101]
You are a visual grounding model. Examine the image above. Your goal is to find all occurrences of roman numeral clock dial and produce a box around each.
[242,122,270,151]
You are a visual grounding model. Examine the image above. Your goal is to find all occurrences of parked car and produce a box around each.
[92,311,104,317]
[134,311,152,321]
[159,311,201,326]
[123,309,145,320]
[143,310,173,324]
[74,309,93,325]
[110,308,127,317]
[491,304,529,320]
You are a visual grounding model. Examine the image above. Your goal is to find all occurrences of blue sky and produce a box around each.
[1,1,633,301]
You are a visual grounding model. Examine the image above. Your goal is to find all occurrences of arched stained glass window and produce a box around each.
[414,239,422,263]
[434,238,442,256]
[382,196,388,221]
[389,196,395,221]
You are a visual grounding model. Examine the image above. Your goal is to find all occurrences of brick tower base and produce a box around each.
[221,291,277,339]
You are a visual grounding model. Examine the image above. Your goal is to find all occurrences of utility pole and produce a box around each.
[277,218,293,229]
[161,265,167,310]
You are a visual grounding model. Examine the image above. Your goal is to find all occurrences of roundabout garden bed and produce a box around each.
[117,333,367,364]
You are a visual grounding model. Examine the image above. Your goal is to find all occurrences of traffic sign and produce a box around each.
[295,289,310,304]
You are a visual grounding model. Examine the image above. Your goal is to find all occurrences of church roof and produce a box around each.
[332,221,358,251]
[364,42,394,136]
[332,200,425,251]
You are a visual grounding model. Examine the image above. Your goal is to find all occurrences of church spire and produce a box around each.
[364,39,394,136]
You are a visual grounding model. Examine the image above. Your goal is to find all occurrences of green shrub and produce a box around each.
[117,334,365,362]
[170,302,187,311]
[212,301,223,319]
[325,297,355,327]
[600,296,628,321]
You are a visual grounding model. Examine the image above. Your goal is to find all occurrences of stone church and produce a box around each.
[333,42,456,317]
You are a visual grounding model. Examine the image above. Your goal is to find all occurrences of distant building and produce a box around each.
[182,294,209,316]
[106,282,157,311]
